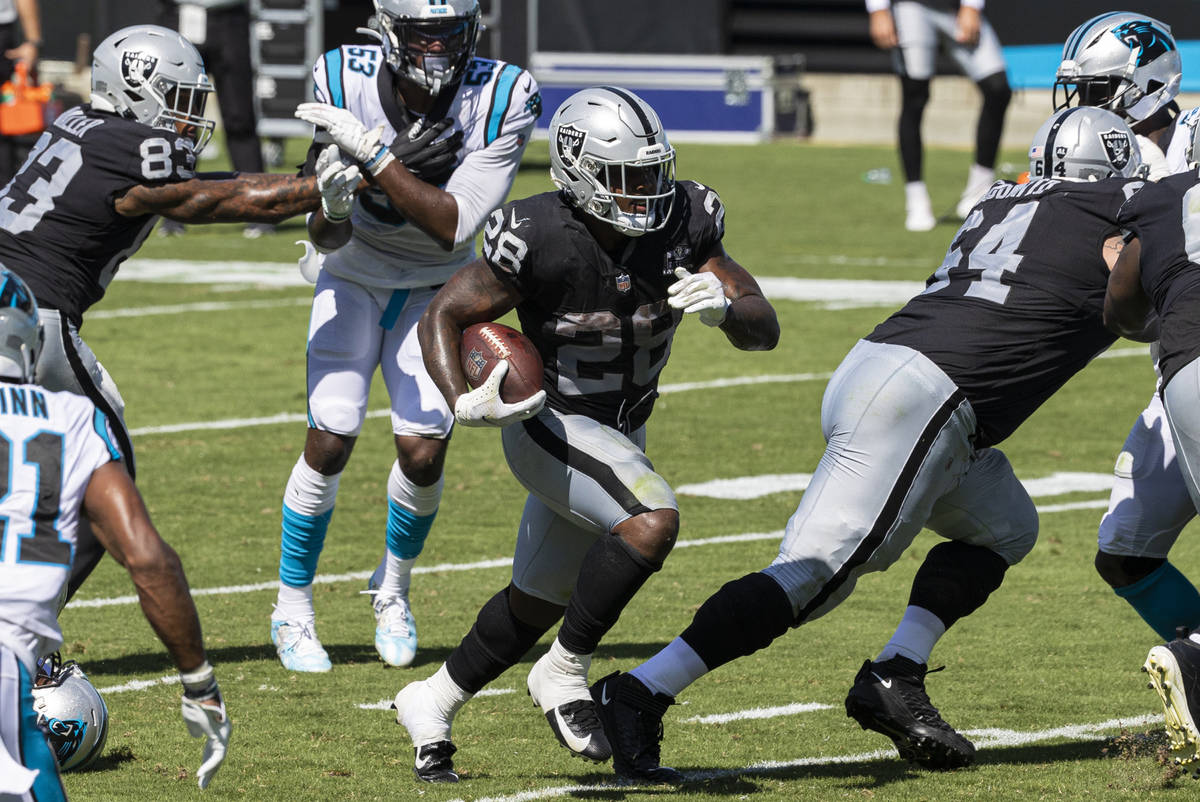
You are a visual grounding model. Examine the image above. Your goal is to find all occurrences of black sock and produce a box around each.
[557,534,659,655]
[908,541,1008,629]
[681,572,795,671]
[445,585,548,693]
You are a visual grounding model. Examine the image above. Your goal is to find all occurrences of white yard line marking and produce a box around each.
[678,471,1116,501]
[120,259,309,287]
[448,713,1161,802]
[681,702,834,724]
[358,688,514,710]
[91,297,310,319]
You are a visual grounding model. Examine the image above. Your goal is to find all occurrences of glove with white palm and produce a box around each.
[668,267,730,326]
[179,662,231,790]
[454,361,546,427]
[295,102,395,176]
[314,144,361,222]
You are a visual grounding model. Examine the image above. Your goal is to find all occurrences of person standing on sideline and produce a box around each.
[0,0,41,185]
[867,0,1011,231]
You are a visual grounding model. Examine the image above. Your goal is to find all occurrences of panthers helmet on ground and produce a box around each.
[32,656,109,772]
[0,267,41,382]
[90,24,215,153]
[1054,12,1180,122]
[367,0,480,95]
[1028,107,1144,181]
[548,86,676,237]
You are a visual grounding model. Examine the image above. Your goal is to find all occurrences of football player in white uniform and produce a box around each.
[866,0,1012,231]
[1054,12,1200,647]
[0,269,230,798]
[269,0,541,672]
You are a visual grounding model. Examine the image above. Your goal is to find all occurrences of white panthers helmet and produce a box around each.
[549,86,676,237]
[0,267,42,383]
[1054,12,1181,122]
[1028,107,1144,181]
[32,657,109,772]
[366,0,480,95]
[90,25,215,153]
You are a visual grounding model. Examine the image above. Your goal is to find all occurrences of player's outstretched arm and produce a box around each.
[417,260,524,407]
[82,461,231,789]
[114,173,320,224]
[671,247,780,351]
[1104,237,1159,341]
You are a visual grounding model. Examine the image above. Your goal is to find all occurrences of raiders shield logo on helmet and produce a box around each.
[556,124,585,167]
[1100,129,1132,170]
[121,51,157,89]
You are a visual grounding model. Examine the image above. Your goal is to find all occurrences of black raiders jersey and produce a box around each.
[0,105,198,326]
[482,181,726,433]
[1117,167,1200,390]
[868,176,1142,447]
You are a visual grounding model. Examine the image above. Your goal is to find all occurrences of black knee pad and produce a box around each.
[1095,550,1165,589]
[908,541,1008,629]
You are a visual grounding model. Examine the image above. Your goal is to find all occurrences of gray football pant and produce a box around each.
[762,340,1038,624]
[1162,356,1200,516]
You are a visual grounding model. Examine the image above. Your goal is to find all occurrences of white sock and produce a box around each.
[284,454,340,516]
[548,637,590,674]
[274,583,315,623]
[380,552,416,598]
[388,459,442,516]
[427,663,473,717]
[876,605,946,665]
[630,637,709,698]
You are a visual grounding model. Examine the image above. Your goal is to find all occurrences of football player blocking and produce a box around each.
[270,0,541,673]
[583,106,1151,784]
[0,269,231,798]
[399,85,779,782]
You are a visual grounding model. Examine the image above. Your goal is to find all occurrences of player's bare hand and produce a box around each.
[955,6,981,46]
[868,9,898,50]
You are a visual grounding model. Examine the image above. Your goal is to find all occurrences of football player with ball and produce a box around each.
[400,86,779,782]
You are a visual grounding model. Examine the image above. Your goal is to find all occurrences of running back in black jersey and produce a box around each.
[868,176,1143,447]
[481,181,725,433]
[0,105,197,325]
[1117,168,1200,391]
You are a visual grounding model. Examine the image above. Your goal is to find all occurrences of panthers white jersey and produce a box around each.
[1165,106,1200,176]
[310,47,541,289]
[0,385,121,672]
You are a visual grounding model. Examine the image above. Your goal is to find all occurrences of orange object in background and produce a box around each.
[0,63,52,137]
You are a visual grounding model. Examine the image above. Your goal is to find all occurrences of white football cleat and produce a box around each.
[527,644,612,762]
[270,617,331,673]
[904,181,936,232]
[370,590,418,667]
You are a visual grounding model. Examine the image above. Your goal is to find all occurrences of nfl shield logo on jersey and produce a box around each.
[121,51,157,89]
[615,273,631,293]
[1100,129,1132,170]
[556,124,585,166]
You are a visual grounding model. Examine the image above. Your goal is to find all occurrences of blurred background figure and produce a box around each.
[0,0,42,185]
[156,0,273,238]
[866,0,1011,232]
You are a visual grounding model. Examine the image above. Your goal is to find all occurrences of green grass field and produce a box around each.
[54,138,1196,801]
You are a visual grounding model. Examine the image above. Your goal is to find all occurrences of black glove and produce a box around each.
[390,117,463,184]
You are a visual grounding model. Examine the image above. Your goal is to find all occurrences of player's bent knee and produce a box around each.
[1095,549,1165,589]
[308,400,364,439]
[613,508,678,567]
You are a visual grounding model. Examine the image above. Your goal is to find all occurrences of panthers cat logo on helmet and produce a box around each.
[31,657,109,772]
[120,51,157,89]
[1112,20,1174,68]
[1100,129,1132,170]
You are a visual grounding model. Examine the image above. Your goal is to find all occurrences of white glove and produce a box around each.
[314,144,360,222]
[454,360,546,427]
[295,103,395,176]
[668,266,730,326]
[181,690,231,790]
[295,239,322,283]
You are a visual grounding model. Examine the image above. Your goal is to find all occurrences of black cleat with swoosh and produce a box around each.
[412,740,459,783]
[590,671,684,785]
[844,656,975,770]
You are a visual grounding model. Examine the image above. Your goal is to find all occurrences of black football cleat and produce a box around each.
[1144,635,1200,770]
[412,740,459,783]
[527,648,612,761]
[844,656,975,770]
[590,671,684,785]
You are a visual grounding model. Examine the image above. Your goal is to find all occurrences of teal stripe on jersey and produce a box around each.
[379,289,410,331]
[486,65,521,145]
[92,408,121,461]
[324,48,346,108]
